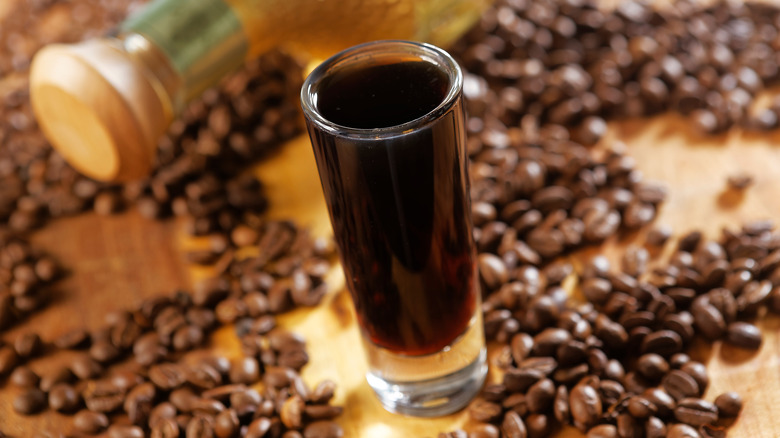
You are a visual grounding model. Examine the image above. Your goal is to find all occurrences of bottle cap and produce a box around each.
[30,38,173,181]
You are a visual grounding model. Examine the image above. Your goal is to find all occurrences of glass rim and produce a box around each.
[300,40,464,139]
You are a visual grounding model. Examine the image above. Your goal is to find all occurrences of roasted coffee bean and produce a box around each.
[54,329,89,349]
[501,411,527,438]
[469,399,503,423]
[73,409,110,434]
[151,418,180,438]
[107,425,145,438]
[70,354,103,380]
[40,366,76,392]
[553,385,570,423]
[714,392,743,418]
[616,413,642,438]
[666,424,701,438]
[680,362,709,392]
[674,398,719,427]
[569,380,601,431]
[186,415,216,438]
[663,370,701,400]
[641,330,683,357]
[281,395,305,429]
[526,378,555,413]
[304,404,343,421]
[150,362,187,390]
[125,382,157,425]
[468,423,500,438]
[148,402,178,428]
[187,362,223,389]
[725,321,762,350]
[13,388,47,415]
[627,395,657,419]
[303,421,344,438]
[13,332,41,358]
[229,357,261,384]
[214,408,240,438]
[587,424,618,438]
[691,299,726,340]
[83,380,126,413]
[0,346,19,375]
[636,353,669,381]
[9,365,39,387]
[49,383,81,412]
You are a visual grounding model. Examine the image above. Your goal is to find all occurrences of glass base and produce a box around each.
[366,346,487,417]
[363,312,487,417]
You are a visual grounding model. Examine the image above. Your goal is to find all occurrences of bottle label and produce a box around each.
[121,0,248,101]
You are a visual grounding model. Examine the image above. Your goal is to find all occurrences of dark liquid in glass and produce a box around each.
[308,60,477,355]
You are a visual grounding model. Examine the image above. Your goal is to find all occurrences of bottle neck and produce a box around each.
[120,0,249,109]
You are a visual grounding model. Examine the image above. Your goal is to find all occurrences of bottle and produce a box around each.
[29,0,490,181]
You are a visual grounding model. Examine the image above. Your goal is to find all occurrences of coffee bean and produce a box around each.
[304,404,343,421]
[636,353,669,381]
[9,365,39,387]
[0,346,19,375]
[303,421,344,438]
[553,385,570,423]
[151,417,180,438]
[150,362,187,390]
[229,357,261,384]
[725,321,762,349]
[641,330,683,357]
[469,399,503,423]
[107,425,145,438]
[714,392,742,418]
[186,415,216,437]
[616,413,642,438]
[73,409,109,434]
[70,354,103,380]
[587,424,618,438]
[469,423,500,438]
[663,370,701,400]
[627,395,657,419]
[49,383,81,412]
[281,394,305,429]
[124,382,156,425]
[83,380,126,413]
[214,408,240,438]
[569,380,601,431]
[526,378,555,413]
[149,402,178,428]
[674,398,719,426]
[666,424,701,438]
[13,388,47,415]
[54,329,89,349]
[501,411,527,438]
[13,332,41,358]
[40,365,76,392]
[680,362,709,392]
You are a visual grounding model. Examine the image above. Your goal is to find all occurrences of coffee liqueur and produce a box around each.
[313,59,476,355]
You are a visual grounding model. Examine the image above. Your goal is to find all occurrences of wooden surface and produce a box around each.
[0,118,779,436]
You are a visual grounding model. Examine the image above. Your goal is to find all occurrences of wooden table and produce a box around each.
[1,117,779,436]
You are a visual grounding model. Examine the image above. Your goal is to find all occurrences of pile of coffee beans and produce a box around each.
[4,221,342,436]
[439,222,776,437]
[0,234,60,330]
[452,0,780,136]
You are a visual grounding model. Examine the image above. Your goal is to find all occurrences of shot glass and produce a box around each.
[301,40,486,417]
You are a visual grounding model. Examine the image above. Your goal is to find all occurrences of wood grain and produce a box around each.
[1,117,780,436]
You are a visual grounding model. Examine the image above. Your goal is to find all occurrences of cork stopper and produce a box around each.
[29,38,175,181]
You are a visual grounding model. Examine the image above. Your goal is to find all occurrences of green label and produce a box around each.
[122,0,248,100]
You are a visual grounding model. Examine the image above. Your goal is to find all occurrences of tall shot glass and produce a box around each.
[300,40,486,416]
